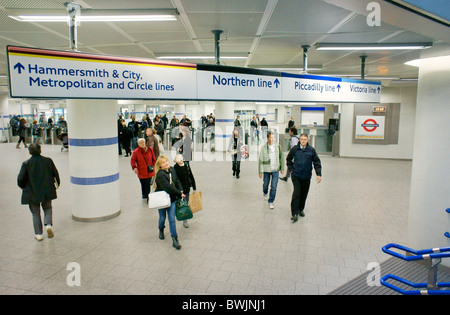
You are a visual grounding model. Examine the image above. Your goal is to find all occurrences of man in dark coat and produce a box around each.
[17,143,60,241]
[286,133,321,222]
[121,121,133,157]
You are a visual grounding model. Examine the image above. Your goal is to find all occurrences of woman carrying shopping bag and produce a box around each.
[173,154,196,228]
[154,155,185,249]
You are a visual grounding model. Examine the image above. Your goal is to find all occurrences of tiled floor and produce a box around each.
[0,140,411,295]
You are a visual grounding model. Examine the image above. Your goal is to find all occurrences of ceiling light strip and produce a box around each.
[316,42,432,50]
[6,8,178,22]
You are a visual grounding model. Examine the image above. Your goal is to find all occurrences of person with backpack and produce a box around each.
[10,115,20,136]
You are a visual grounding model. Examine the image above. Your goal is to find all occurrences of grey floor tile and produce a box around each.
[0,142,411,295]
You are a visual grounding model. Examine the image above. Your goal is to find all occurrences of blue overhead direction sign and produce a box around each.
[7,45,382,103]
[281,73,381,103]
[196,64,282,102]
[7,45,197,100]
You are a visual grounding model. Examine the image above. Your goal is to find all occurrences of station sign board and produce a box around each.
[7,46,197,100]
[197,65,282,101]
[7,46,382,103]
[281,73,381,103]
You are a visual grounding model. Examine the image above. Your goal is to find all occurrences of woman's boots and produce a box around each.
[172,236,182,250]
[159,228,182,250]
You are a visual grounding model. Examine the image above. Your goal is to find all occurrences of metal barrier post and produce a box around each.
[427,258,441,290]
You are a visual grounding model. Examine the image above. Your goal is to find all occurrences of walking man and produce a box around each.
[286,133,321,222]
[258,131,284,209]
[17,143,60,240]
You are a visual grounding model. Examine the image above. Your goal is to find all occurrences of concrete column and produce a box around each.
[267,105,276,125]
[214,102,235,153]
[67,99,121,222]
[256,104,267,120]
[0,95,8,142]
[407,55,450,267]
[134,104,145,120]
[174,104,185,120]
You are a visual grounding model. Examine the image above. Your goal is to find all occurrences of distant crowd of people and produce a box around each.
[10,114,67,149]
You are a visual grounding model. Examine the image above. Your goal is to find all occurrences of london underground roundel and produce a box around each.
[361,118,379,132]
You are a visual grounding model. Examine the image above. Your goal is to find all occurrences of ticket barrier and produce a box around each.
[43,127,62,145]
[8,127,18,143]
[25,128,32,144]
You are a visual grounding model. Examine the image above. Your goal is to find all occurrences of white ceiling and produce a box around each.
[0,0,449,92]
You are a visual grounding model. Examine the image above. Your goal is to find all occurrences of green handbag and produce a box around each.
[175,198,193,221]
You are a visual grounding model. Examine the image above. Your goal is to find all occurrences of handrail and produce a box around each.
[381,243,450,295]
[446,208,450,238]
[380,275,450,295]
[382,243,450,261]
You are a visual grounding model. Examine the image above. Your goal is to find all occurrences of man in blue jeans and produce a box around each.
[258,131,284,209]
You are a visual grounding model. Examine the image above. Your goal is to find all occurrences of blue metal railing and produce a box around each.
[380,243,450,295]
[381,274,450,295]
[382,243,450,261]
[446,208,450,239]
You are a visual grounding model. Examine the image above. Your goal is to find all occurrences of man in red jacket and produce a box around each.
[131,138,156,202]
